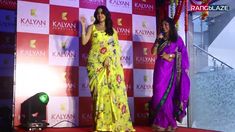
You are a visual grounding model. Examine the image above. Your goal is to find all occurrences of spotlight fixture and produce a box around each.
[20,92,49,131]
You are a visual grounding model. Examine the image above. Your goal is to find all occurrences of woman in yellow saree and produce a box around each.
[80,5,135,132]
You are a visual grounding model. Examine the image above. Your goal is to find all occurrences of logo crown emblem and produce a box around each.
[117,18,122,26]
[30,9,36,17]
[62,12,68,21]
[61,41,67,49]
[30,40,36,48]
[143,48,148,55]
[142,21,147,28]
[144,75,148,82]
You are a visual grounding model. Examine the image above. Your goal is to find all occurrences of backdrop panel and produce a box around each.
[15,0,157,127]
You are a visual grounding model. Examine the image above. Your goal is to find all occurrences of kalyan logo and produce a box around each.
[79,0,105,9]
[133,0,155,16]
[0,14,15,30]
[50,6,78,36]
[135,56,155,64]
[133,43,155,69]
[136,84,152,90]
[135,74,152,90]
[51,114,75,120]
[136,3,154,10]
[109,0,130,7]
[52,50,76,58]
[16,33,49,63]
[134,20,155,37]
[112,13,132,40]
[0,0,17,10]
[20,9,46,27]
[17,3,49,34]
[19,37,47,56]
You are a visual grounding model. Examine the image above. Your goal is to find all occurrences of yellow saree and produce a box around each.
[87,25,135,132]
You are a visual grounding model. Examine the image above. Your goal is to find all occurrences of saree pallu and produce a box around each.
[150,36,190,128]
[87,25,134,132]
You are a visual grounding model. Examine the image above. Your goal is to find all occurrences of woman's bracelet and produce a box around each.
[154,44,159,48]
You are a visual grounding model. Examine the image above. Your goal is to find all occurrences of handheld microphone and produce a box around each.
[156,31,165,44]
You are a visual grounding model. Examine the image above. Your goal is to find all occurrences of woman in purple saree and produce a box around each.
[150,17,190,131]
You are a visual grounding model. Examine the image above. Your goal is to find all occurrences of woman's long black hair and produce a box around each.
[162,17,178,42]
[94,5,114,36]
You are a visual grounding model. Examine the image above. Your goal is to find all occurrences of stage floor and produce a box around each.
[14,126,217,132]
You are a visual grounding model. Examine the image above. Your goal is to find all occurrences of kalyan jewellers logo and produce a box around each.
[116,18,131,35]
[136,75,152,90]
[109,0,131,7]
[83,0,104,4]
[19,40,45,56]
[20,9,46,27]
[190,0,229,12]
[134,0,154,11]
[135,20,155,37]
[52,12,77,31]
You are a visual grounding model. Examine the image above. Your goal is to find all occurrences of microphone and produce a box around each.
[155,31,165,44]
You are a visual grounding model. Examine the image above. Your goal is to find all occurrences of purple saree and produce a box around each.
[150,36,190,128]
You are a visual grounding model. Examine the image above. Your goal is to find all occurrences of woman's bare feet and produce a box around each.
[166,126,177,132]
[152,125,166,132]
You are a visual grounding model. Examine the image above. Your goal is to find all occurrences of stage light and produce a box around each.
[20,92,49,131]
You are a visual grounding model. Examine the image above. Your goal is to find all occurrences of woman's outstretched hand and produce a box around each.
[80,16,86,27]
